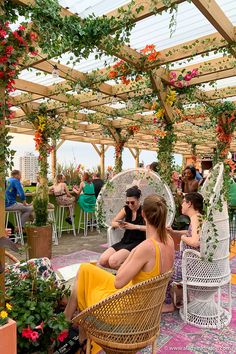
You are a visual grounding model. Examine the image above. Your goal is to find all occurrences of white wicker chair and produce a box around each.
[96,168,175,247]
[179,163,232,328]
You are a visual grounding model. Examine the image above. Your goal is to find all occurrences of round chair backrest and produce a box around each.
[200,163,229,262]
[96,168,175,228]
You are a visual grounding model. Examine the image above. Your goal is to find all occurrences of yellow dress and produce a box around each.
[77,239,161,353]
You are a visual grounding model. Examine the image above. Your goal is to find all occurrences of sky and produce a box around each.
[10,133,183,175]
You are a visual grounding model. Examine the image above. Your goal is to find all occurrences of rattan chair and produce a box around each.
[72,270,172,354]
[180,163,232,328]
[96,168,175,246]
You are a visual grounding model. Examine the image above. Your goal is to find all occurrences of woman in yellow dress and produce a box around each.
[64,194,174,323]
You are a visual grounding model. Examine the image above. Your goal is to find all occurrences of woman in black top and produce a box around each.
[99,186,146,269]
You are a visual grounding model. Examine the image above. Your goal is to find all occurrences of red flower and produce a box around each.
[30,331,39,342]
[184,73,192,81]
[108,70,118,79]
[18,25,26,31]
[1,40,6,45]
[30,32,38,41]
[22,327,33,339]
[0,56,8,63]
[0,71,4,79]
[57,329,69,342]
[5,46,14,55]
[0,30,7,38]
[30,50,38,56]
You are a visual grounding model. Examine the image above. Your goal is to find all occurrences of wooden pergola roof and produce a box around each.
[8,0,236,156]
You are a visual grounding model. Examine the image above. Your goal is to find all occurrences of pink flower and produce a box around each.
[22,327,33,339]
[57,329,69,342]
[177,81,183,88]
[169,71,177,79]
[30,331,39,342]
[0,30,7,38]
[191,68,198,77]
[184,73,192,81]
[30,50,38,56]
[153,118,157,124]
[30,32,38,41]
[170,78,176,85]
[35,321,44,332]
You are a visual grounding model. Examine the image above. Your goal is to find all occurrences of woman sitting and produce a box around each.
[164,192,203,312]
[182,166,199,193]
[73,172,96,213]
[51,174,75,224]
[64,194,175,323]
[99,186,146,269]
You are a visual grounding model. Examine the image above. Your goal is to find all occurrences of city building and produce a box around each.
[19,153,39,184]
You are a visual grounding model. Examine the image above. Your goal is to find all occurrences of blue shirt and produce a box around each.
[5,177,26,208]
[195,171,203,182]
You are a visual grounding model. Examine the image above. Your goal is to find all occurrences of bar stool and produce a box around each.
[56,205,76,238]
[78,209,98,237]
[48,208,58,245]
[5,210,24,245]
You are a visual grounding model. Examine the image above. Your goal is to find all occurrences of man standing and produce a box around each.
[92,172,104,199]
[5,170,34,226]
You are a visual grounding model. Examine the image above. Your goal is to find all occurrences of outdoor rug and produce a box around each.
[51,250,236,354]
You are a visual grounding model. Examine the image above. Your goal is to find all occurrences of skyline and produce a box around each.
[10,133,183,173]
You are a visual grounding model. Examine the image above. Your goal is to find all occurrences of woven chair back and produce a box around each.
[73,270,172,352]
[96,168,175,228]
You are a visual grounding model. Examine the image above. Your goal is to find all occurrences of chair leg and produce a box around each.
[84,212,88,237]
[69,206,76,236]
[78,209,82,235]
[86,338,91,354]
[151,340,156,354]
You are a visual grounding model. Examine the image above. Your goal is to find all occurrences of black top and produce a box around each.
[92,179,104,198]
[121,205,146,244]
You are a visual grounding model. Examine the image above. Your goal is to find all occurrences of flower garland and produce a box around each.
[169,68,198,88]
[0,19,37,173]
[108,44,160,84]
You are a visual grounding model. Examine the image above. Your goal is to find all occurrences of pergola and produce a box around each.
[4,0,236,177]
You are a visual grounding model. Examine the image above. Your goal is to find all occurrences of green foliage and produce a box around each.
[157,123,176,186]
[0,128,15,174]
[33,194,48,227]
[5,262,69,353]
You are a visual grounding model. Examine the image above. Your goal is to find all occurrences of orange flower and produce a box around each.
[140,44,156,54]
[121,76,130,85]
[108,70,118,79]
[147,51,159,62]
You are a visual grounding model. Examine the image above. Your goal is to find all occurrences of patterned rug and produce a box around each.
[51,250,236,354]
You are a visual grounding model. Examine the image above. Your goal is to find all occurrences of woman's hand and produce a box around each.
[5,228,11,237]
[122,222,137,230]
[166,226,174,235]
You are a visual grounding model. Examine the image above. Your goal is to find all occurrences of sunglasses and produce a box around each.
[126,201,135,205]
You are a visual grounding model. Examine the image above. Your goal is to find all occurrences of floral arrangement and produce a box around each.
[5,260,69,353]
[169,68,198,88]
[0,300,12,326]
[57,162,83,187]
[108,44,160,84]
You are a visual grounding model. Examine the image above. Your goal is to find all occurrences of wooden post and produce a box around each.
[51,139,57,180]
[100,144,105,178]
[135,148,140,168]
[0,0,5,300]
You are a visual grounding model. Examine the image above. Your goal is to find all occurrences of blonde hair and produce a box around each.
[143,195,168,244]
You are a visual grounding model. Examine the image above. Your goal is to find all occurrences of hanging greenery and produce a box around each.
[157,122,176,186]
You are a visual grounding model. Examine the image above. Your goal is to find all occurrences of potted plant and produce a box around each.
[4,260,69,354]
[25,105,64,259]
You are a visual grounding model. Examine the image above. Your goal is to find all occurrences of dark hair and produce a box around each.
[126,185,141,199]
[94,172,100,178]
[149,162,158,172]
[143,195,168,244]
[11,170,20,177]
[184,192,203,214]
[185,166,196,178]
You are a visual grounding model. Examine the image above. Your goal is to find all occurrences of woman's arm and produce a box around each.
[73,182,84,196]
[111,208,126,228]
[122,223,146,231]
[64,183,72,197]
[114,242,150,288]
[181,215,201,248]
[166,227,189,237]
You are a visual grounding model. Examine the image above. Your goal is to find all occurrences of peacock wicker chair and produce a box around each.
[72,270,172,354]
[180,163,232,329]
[96,168,175,246]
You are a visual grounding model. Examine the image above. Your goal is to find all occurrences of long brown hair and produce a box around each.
[143,195,168,244]
[83,172,92,183]
[55,174,64,185]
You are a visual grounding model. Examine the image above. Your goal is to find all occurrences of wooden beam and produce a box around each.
[192,0,235,43]
[150,70,174,123]
[92,144,101,156]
